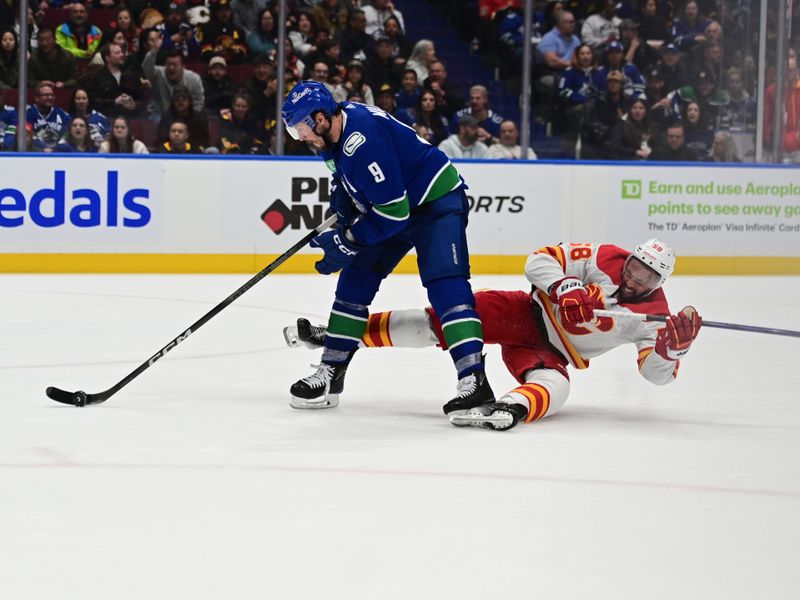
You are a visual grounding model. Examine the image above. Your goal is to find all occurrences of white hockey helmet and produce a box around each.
[630,239,675,288]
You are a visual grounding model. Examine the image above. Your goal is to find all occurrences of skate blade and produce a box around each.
[290,394,340,410]
[449,409,515,430]
[283,326,302,348]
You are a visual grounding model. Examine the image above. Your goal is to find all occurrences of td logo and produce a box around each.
[621,179,642,199]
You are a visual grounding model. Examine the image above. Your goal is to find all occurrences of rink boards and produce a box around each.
[1,154,799,274]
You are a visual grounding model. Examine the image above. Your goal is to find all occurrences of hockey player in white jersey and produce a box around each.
[284,239,702,431]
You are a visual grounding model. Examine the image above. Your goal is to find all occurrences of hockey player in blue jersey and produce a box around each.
[281,81,513,425]
[0,105,17,150]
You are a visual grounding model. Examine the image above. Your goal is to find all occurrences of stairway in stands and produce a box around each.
[400,1,520,125]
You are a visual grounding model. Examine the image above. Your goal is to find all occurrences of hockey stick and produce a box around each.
[594,309,800,338]
[46,214,337,407]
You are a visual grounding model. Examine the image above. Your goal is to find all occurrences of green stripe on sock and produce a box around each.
[423,163,461,203]
[442,319,483,348]
[328,312,368,339]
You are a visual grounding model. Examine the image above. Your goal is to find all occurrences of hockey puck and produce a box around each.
[73,391,88,407]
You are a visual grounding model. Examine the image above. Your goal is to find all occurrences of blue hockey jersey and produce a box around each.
[26,104,71,150]
[0,105,17,150]
[559,67,603,104]
[321,102,463,246]
[597,64,646,99]
[85,110,111,145]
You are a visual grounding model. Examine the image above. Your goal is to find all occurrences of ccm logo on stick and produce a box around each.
[0,170,151,228]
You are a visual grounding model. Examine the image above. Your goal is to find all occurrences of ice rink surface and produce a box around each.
[1,271,799,599]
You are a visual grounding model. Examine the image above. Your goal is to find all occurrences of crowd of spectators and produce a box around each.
[0,0,792,161]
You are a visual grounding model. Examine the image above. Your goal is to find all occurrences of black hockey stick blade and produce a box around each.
[45,214,336,407]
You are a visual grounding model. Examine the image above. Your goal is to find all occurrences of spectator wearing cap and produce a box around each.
[338,9,372,64]
[231,0,269,37]
[55,3,102,60]
[246,7,277,60]
[486,120,537,159]
[363,35,402,97]
[158,3,201,62]
[395,68,421,114]
[438,114,489,159]
[363,0,405,38]
[671,0,709,51]
[581,68,630,158]
[243,54,277,121]
[333,59,374,104]
[28,27,78,89]
[157,84,210,150]
[581,0,620,53]
[657,43,688,92]
[203,55,237,113]
[375,83,414,126]
[690,68,721,123]
[619,18,660,72]
[643,64,668,106]
[451,84,504,144]
[159,119,198,154]
[649,120,698,161]
[143,34,205,118]
[422,59,463,119]
[199,0,248,64]
[598,40,645,98]
[84,42,144,117]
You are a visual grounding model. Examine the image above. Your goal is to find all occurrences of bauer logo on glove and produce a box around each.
[549,277,595,325]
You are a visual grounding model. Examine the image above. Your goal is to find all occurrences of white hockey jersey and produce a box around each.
[526,243,679,384]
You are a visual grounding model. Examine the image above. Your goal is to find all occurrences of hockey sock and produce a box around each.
[427,277,484,379]
[322,298,368,364]
[362,312,394,347]
[504,383,551,423]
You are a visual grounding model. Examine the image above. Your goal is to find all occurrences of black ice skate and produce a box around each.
[449,401,528,431]
[442,369,495,415]
[283,318,326,349]
[290,362,348,409]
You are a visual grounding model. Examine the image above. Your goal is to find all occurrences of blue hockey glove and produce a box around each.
[330,178,355,227]
[310,228,361,274]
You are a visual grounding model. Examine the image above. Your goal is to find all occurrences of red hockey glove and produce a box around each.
[655,306,702,361]
[549,277,594,325]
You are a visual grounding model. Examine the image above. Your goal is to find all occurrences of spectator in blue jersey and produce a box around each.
[158,3,201,62]
[412,89,449,146]
[598,40,645,98]
[68,87,111,147]
[0,104,17,149]
[282,81,499,423]
[535,10,581,124]
[558,44,602,157]
[26,82,71,151]
[451,85,504,145]
[55,115,98,152]
[394,68,421,114]
[671,0,709,51]
[438,114,490,159]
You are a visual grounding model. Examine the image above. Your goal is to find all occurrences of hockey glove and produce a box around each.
[310,228,362,275]
[655,306,702,361]
[330,178,355,227]
[549,277,594,325]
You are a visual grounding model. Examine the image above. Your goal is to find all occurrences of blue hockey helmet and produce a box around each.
[282,81,338,140]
